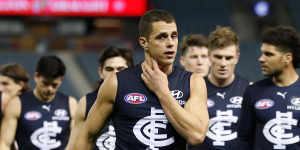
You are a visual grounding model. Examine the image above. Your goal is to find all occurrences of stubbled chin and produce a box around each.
[158,58,174,65]
[216,74,229,79]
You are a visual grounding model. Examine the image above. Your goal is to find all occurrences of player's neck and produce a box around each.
[272,67,299,87]
[144,54,173,75]
[208,74,235,87]
[159,63,173,75]
[33,88,55,103]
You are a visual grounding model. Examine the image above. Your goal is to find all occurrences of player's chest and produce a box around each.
[253,89,300,123]
[20,104,70,130]
[207,89,243,115]
[116,84,190,119]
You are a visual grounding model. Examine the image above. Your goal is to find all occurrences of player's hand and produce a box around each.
[141,58,170,95]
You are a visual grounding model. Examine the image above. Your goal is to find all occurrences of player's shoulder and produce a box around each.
[174,65,191,74]
[247,78,272,90]
[117,64,139,76]
[5,96,22,116]
[85,90,98,103]
[19,91,34,98]
[86,90,98,98]
[116,64,142,83]
[235,75,249,83]
[56,92,76,103]
[56,91,70,99]
[172,65,193,80]
[233,75,251,87]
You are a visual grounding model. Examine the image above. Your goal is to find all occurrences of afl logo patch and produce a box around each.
[255,99,274,110]
[124,93,147,104]
[24,111,42,121]
[207,99,215,108]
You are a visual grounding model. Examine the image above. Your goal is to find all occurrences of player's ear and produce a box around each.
[283,52,293,65]
[139,36,148,51]
[98,67,104,79]
[179,56,185,67]
[235,51,240,64]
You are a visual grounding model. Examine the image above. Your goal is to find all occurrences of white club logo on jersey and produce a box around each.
[96,125,116,150]
[133,107,174,150]
[263,111,300,149]
[30,121,62,150]
[52,109,70,121]
[206,110,238,146]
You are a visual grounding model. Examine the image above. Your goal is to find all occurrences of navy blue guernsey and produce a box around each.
[238,78,300,150]
[190,76,249,150]
[112,64,192,150]
[86,88,116,150]
[16,91,71,150]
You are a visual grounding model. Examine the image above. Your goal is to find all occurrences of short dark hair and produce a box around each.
[208,26,239,51]
[36,56,66,79]
[0,63,30,93]
[98,46,134,68]
[181,34,208,56]
[262,25,300,68]
[139,9,175,38]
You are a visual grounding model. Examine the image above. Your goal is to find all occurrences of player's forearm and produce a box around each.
[157,92,207,145]
[0,142,11,150]
[73,130,95,150]
[65,122,84,150]
[0,124,16,150]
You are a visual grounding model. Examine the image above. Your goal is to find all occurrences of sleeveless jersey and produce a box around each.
[238,78,300,150]
[16,91,71,150]
[190,76,249,150]
[112,64,192,150]
[86,88,116,150]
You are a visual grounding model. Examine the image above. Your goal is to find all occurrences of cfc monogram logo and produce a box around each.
[96,125,116,150]
[206,110,238,146]
[263,111,300,149]
[30,121,62,150]
[133,107,174,150]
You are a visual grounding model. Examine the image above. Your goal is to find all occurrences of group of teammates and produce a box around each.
[0,9,299,150]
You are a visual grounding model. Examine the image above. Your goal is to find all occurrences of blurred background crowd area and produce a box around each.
[0,0,299,99]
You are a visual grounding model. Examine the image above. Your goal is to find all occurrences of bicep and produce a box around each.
[65,97,86,150]
[69,96,78,129]
[84,74,117,136]
[184,73,208,120]
[74,97,87,128]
